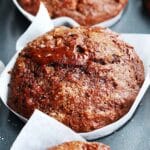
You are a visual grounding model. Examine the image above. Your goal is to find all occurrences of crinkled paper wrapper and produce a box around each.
[0,3,150,140]
[11,110,85,150]
[0,61,5,74]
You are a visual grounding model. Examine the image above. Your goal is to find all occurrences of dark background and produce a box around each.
[0,0,150,149]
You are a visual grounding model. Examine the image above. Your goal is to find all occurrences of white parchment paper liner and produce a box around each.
[11,110,85,150]
[0,3,150,140]
[0,61,5,74]
[12,0,125,27]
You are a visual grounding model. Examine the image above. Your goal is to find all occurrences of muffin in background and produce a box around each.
[48,141,110,150]
[18,0,128,25]
[143,0,150,15]
[18,0,40,15]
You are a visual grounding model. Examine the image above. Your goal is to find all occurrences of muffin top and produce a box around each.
[18,0,128,25]
[8,26,144,132]
[48,141,110,150]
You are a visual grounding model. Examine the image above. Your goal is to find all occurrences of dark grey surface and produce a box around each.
[0,0,150,149]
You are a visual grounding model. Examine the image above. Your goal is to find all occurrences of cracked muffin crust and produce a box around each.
[18,0,128,25]
[48,141,110,150]
[8,26,144,132]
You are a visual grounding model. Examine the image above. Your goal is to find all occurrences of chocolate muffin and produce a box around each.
[48,141,110,150]
[18,0,128,25]
[8,26,144,132]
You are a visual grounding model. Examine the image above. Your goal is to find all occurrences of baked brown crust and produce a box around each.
[48,141,110,150]
[8,26,144,132]
[18,0,128,25]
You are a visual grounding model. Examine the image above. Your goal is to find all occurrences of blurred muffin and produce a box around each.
[48,141,110,150]
[18,0,128,25]
[8,26,144,132]
[143,0,150,15]
[18,0,40,15]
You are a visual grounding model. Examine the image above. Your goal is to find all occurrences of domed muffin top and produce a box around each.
[8,26,144,132]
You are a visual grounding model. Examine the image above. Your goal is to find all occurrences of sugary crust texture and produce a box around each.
[18,0,128,25]
[48,141,110,150]
[8,26,144,132]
